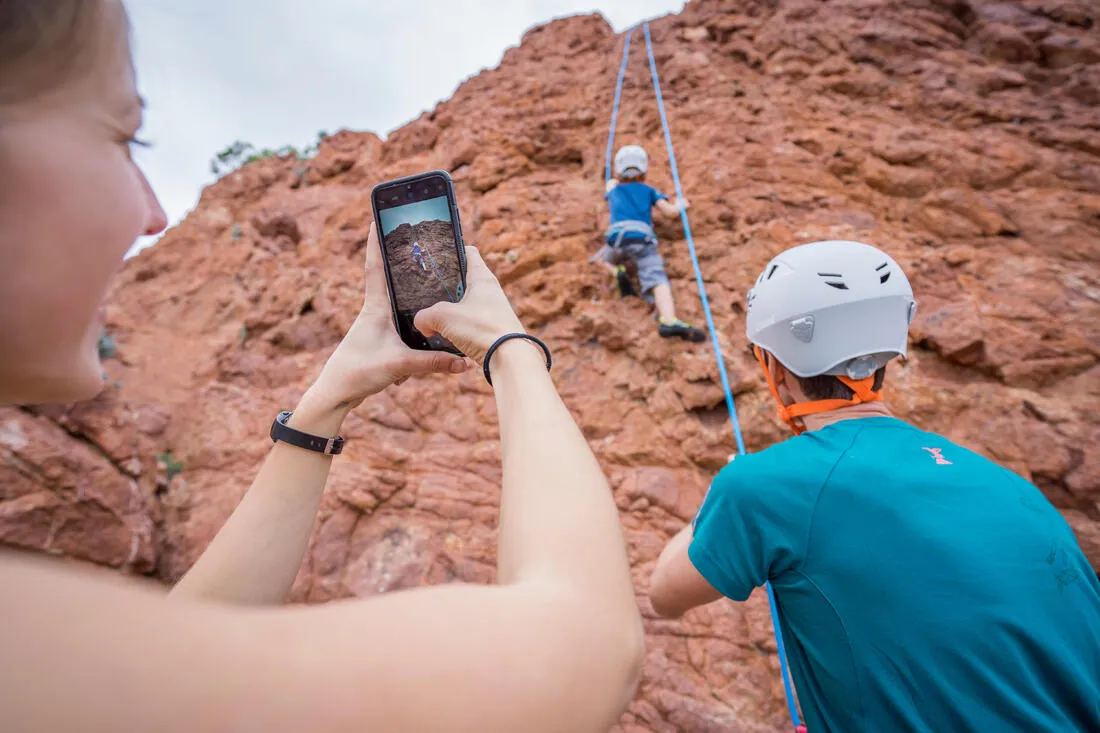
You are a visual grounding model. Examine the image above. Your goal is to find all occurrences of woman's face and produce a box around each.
[0,16,166,405]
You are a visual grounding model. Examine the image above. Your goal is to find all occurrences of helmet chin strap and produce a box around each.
[753,346,882,435]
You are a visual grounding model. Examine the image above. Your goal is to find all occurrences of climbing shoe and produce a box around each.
[658,318,706,343]
[612,265,636,298]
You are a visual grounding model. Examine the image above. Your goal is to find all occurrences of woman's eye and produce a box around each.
[127,136,152,152]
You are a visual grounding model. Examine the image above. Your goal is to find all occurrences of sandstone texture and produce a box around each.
[2,0,1098,730]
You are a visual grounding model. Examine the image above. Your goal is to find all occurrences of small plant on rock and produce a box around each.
[156,451,184,482]
[97,331,117,360]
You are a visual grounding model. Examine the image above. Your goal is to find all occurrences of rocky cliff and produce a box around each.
[1,0,1097,730]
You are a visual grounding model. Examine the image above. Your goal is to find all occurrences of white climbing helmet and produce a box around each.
[614,145,648,177]
[746,240,918,379]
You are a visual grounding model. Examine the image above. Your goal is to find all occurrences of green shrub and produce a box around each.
[97,331,117,360]
[157,451,184,482]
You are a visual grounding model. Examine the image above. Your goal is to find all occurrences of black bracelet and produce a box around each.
[270,411,345,455]
[483,333,552,386]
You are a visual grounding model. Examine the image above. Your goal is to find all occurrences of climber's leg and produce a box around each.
[652,283,676,322]
[603,246,636,298]
[630,242,705,343]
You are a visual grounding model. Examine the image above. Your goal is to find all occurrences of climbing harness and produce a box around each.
[606,22,806,733]
[607,220,657,247]
[591,219,658,265]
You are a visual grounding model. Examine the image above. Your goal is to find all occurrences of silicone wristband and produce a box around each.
[483,333,552,386]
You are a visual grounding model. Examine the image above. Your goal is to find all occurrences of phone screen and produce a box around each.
[375,173,465,353]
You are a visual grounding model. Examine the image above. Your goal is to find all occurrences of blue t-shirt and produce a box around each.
[689,417,1100,733]
[606,182,666,241]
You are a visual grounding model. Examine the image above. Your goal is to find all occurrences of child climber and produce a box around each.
[601,145,705,342]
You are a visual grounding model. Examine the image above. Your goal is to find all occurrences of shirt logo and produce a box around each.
[923,447,952,465]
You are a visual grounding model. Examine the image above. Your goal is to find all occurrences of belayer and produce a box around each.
[600,144,705,342]
[648,239,1100,732]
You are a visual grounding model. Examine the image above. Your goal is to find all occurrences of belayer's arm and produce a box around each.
[649,523,723,618]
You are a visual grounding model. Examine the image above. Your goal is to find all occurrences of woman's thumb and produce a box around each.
[414,301,455,337]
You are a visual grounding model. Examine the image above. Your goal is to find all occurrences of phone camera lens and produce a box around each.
[407,191,413,199]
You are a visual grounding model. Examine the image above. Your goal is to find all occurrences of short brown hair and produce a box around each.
[0,0,128,107]
[797,366,887,401]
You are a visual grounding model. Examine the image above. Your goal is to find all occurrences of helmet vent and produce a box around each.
[767,264,779,280]
[876,262,891,284]
[818,272,848,290]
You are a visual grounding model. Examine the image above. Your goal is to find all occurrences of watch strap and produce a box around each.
[270,411,344,455]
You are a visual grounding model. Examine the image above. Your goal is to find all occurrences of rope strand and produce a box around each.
[603,22,804,731]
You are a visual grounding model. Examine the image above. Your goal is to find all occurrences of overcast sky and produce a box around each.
[127,0,687,255]
[379,196,452,235]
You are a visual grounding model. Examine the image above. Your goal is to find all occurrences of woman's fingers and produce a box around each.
[397,349,468,377]
[362,222,393,311]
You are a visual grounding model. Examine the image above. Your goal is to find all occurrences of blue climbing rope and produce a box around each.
[605,28,634,184]
[639,22,747,456]
[603,21,804,731]
[639,22,802,730]
[423,247,457,303]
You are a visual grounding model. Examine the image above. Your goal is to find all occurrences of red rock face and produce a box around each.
[2,0,1098,729]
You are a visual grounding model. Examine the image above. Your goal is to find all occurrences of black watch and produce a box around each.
[270,411,344,455]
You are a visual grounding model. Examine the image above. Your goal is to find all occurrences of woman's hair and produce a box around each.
[797,366,887,401]
[0,0,127,107]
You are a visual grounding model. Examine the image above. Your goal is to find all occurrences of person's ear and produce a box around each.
[766,354,798,406]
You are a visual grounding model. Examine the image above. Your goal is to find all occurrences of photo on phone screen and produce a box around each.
[373,172,466,354]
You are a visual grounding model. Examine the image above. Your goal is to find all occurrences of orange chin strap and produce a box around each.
[753,346,882,435]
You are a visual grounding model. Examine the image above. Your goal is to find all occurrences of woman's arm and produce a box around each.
[171,224,467,604]
[167,392,348,603]
[2,550,636,733]
[2,246,644,733]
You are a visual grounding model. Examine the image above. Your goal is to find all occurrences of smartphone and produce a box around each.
[371,170,467,354]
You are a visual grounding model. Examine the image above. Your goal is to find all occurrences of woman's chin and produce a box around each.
[4,356,107,406]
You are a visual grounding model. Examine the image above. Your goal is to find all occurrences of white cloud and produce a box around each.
[126,0,686,255]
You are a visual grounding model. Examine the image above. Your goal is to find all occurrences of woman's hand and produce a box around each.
[414,247,525,364]
[305,222,468,413]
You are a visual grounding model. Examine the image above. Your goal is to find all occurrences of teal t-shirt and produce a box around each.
[689,417,1100,733]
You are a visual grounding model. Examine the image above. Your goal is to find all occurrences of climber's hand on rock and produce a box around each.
[305,222,468,413]
[415,246,524,364]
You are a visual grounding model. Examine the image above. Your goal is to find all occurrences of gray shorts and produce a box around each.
[603,238,669,296]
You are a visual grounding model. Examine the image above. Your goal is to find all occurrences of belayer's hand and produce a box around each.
[306,222,468,411]
[415,247,525,364]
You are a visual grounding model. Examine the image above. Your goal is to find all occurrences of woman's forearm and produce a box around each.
[489,340,636,605]
[170,390,350,604]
